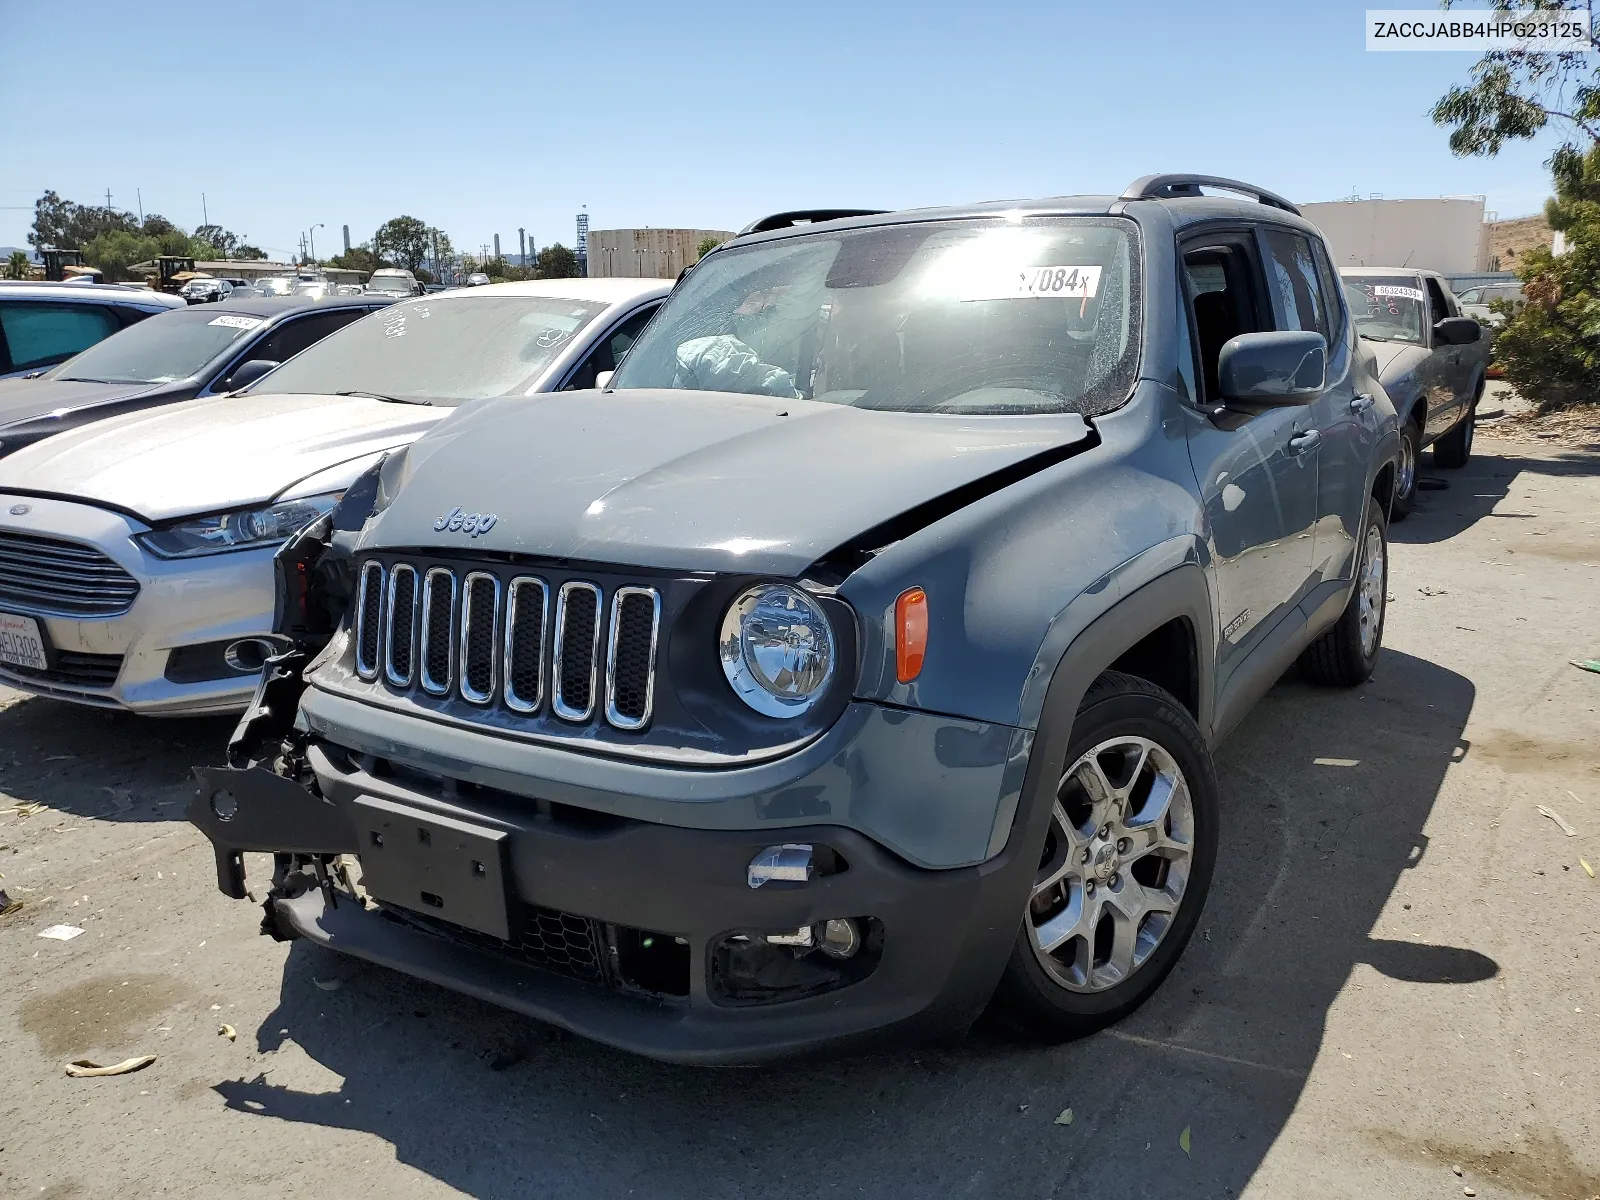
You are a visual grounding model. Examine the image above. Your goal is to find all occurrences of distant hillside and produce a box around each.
[1486,215,1551,272]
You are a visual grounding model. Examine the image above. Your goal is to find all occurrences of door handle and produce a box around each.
[1288,429,1322,455]
[1350,393,1375,413]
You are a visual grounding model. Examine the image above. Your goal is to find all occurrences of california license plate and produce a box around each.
[0,612,48,671]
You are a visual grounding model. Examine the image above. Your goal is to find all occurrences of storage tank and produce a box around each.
[1299,198,1489,274]
[586,228,736,279]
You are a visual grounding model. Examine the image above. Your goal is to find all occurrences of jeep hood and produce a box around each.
[0,376,152,429]
[0,392,445,522]
[369,388,1093,575]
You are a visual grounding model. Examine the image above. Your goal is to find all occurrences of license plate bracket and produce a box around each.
[353,796,511,940]
[0,611,51,672]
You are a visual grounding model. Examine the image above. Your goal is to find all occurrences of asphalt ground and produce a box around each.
[1,428,1597,1200]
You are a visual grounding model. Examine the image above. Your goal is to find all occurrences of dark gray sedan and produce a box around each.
[0,294,393,458]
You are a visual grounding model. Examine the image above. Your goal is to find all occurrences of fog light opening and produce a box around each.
[820,917,860,959]
[224,637,281,673]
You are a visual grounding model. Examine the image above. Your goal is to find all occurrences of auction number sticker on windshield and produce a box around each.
[1371,285,1425,302]
[961,265,1102,302]
[208,315,264,330]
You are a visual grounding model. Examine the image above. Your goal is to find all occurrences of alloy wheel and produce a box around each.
[1398,431,1416,499]
[1358,520,1386,658]
[1029,736,1195,992]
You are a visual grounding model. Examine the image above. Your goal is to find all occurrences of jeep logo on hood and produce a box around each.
[433,507,498,537]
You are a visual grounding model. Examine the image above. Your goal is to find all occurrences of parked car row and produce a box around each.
[4,175,1477,1067]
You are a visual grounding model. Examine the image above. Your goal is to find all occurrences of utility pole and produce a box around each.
[136,189,143,226]
[518,228,526,267]
[104,188,113,208]
[201,193,208,226]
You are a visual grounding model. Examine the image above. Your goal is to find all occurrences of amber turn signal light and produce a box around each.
[895,587,928,683]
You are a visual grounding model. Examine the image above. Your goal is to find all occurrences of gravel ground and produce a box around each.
[1,434,1597,1200]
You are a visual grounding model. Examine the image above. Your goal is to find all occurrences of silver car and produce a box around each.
[1339,267,1487,519]
[0,278,668,715]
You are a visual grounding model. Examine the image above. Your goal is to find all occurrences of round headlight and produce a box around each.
[719,584,836,718]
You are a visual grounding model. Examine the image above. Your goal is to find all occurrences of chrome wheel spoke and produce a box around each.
[1030,732,1198,995]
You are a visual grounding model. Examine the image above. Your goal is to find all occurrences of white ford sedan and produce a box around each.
[0,278,668,715]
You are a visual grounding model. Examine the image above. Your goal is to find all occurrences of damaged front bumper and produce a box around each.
[189,746,1034,1064]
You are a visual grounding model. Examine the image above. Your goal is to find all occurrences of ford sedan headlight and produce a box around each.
[136,493,342,559]
[719,584,836,718]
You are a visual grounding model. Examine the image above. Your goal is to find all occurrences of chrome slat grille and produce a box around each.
[420,568,456,695]
[355,562,384,679]
[503,577,548,713]
[360,561,658,732]
[384,564,418,686]
[606,588,660,730]
[553,581,601,722]
[0,532,140,617]
[459,572,500,704]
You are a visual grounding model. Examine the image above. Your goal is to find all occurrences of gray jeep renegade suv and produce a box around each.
[193,175,1401,1064]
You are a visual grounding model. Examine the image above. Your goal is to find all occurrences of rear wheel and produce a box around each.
[1299,503,1387,686]
[992,672,1218,1039]
[1391,417,1421,521]
[1433,384,1481,469]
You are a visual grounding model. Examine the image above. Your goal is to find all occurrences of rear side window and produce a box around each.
[1260,228,1329,341]
[1310,239,1346,343]
[0,302,119,372]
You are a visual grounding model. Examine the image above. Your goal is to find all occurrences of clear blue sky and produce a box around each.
[0,0,1566,260]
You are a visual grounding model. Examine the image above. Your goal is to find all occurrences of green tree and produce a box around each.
[1432,0,1600,408]
[4,250,30,279]
[1489,142,1600,409]
[82,230,162,281]
[373,216,431,273]
[534,243,580,279]
[30,190,138,249]
[696,236,724,260]
[193,224,265,260]
[327,245,390,276]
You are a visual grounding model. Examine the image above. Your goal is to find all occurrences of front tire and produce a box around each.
[1432,383,1480,469]
[1391,417,1421,521]
[1299,503,1388,686]
[992,672,1218,1040]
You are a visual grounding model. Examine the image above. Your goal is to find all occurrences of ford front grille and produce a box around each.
[0,532,140,617]
[355,561,660,731]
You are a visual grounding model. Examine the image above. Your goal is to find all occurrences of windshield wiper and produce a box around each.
[334,389,433,406]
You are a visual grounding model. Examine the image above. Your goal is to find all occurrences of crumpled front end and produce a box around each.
[189,473,1040,1063]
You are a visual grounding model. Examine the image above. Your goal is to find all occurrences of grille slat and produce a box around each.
[384,564,418,686]
[503,577,548,713]
[364,561,657,733]
[458,572,500,704]
[605,588,660,730]
[354,562,383,679]
[0,532,140,617]
[553,582,601,722]
[420,568,456,695]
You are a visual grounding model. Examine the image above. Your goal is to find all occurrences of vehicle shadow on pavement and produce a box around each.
[1398,443,1600,545]
[0,696,232,823]
[214,649,1494,1200]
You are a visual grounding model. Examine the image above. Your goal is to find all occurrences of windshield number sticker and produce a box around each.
[1371,285,1424,302]
[208,315,264,330]
[382,310,408,339]
[961,265,1102,305]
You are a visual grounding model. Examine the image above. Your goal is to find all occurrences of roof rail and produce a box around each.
[1120,174,1301,216]
[737,209,889,237]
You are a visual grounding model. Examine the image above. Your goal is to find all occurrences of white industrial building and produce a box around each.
[1300,198,1490,275]
[587,228,736,279]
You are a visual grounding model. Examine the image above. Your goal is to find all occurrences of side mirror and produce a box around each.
[1433,316,1481,346]
[595,370,614,389]
[1217,331,1326,405]
[226,359,280,392]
